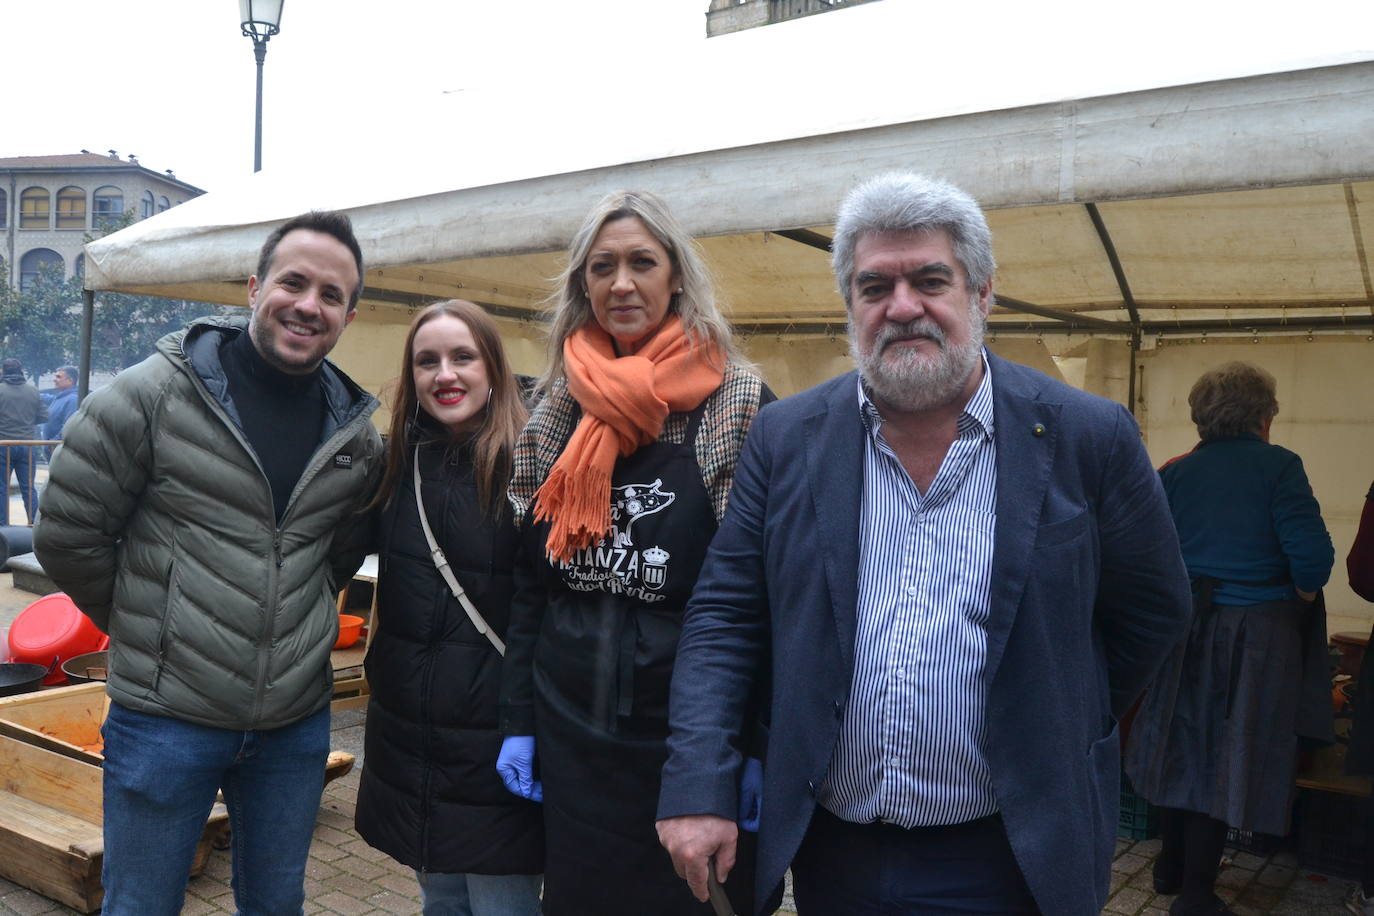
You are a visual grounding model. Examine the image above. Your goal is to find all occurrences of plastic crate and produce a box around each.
[1295,789,1365,878]
[1119,775,1159,840]
[1225,826,1283,856]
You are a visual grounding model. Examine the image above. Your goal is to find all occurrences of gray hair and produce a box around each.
[538,190,742,393]
[831,172,996,307]
[1188,361,1279,441]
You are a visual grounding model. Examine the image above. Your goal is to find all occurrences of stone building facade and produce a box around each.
[1,151,203,290]
[705,0,881,37]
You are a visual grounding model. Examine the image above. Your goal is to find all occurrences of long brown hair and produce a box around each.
[370,300,529,517]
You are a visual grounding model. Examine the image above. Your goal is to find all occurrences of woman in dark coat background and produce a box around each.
[355,299,542,914]
[1125,361,1334,916]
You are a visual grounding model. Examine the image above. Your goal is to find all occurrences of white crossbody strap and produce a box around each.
[413,449,506,656]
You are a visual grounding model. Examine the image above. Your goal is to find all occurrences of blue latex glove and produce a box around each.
[497,735,543,802]
[737,757,763,832]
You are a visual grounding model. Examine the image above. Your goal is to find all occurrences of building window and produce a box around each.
[141,191,155,219]
[56,186,87,230]
[158,196,170,212]
[19,248,65,292]
[20,188,51,229]
[93,186,124,230]
[0,189,7,229]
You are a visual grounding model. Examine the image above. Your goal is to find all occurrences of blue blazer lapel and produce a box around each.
[803,373,864,671]
[986,354,1061,682]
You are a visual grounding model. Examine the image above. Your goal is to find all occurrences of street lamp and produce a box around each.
[240,0,285,173]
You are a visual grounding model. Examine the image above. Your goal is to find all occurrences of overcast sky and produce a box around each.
[6,0,1373,196]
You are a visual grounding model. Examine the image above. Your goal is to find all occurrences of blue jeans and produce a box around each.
[416,870,543,916]
[100,701,330,916]
[1,444,38,524]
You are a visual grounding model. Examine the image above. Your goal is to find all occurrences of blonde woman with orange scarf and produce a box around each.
[497,191,773,915]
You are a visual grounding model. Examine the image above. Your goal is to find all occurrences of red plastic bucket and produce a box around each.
[6,593,107,685]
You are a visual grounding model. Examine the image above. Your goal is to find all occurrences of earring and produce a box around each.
[486,387,493,408]
[676,287,684,294]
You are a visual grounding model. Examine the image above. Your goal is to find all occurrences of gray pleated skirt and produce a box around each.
[1124,598,1306,836]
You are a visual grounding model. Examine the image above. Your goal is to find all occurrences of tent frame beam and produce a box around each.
[731,314,1374,336]
[1344,182,1374,315]
[771,228,833,252]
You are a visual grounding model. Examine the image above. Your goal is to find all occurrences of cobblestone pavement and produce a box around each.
[1106,836,1356,915]
[0,560,1362,914]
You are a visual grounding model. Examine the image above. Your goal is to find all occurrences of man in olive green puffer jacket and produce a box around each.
[34,211,383,916]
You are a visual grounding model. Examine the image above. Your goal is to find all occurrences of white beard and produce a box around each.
[850,309,985,413]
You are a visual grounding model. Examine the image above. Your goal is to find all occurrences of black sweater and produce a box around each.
[221,330,324,522]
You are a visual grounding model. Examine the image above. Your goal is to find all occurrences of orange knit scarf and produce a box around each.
[533,315,724,562]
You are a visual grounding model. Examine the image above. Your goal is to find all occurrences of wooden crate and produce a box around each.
[0,682,108,764]
[0,684,356,785]
[0,734,227,913]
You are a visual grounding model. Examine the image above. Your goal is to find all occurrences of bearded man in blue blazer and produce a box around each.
[656,172,1193,915]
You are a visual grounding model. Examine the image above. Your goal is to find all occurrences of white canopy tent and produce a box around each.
[78,55,1374,628]
[82,57,1374,340]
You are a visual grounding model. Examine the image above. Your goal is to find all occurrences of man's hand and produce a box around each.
[656,814,738,903]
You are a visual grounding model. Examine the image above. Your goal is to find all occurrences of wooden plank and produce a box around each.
[0,788,99,851]
[1295,741,1374,798]
[0,749,103,916]
[330,692,370,713]
[0,815,100,912]
[0,683,107,765]
[0,681,107,721]
[0,736,102,821]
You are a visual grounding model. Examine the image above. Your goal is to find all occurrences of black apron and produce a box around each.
[529,406,757,916]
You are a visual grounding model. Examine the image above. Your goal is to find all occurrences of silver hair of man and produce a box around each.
[830,172,997,308]
[538,189,743,394]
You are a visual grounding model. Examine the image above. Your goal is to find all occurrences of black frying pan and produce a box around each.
[0,658,57,697]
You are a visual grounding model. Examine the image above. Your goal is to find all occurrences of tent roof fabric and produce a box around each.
[82,59,1374,338]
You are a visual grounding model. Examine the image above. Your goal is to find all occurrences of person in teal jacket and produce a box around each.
[1126,361,1334,916]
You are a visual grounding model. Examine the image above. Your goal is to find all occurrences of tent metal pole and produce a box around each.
[79,288,94,402]
[1127,330,1141,418]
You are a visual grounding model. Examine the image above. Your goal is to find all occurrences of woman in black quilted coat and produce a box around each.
[355,299,542,914]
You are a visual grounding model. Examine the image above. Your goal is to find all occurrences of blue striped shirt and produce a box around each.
[821,359,999,827]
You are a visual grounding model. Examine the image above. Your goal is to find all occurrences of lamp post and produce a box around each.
[240,0,285,173]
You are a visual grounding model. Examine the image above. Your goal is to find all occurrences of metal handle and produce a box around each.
[707,856,736,916]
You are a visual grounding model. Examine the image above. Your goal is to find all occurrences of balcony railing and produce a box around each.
[2,440,59,529]
[769,0,876,24]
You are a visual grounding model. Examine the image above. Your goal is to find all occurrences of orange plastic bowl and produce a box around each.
[334,615,365,650]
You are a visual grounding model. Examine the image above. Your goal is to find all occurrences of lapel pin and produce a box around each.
[1032,423,1046,437]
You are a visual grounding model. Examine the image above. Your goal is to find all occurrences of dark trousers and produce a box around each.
[792,806,1040,915]
[1155,806,1229,907]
